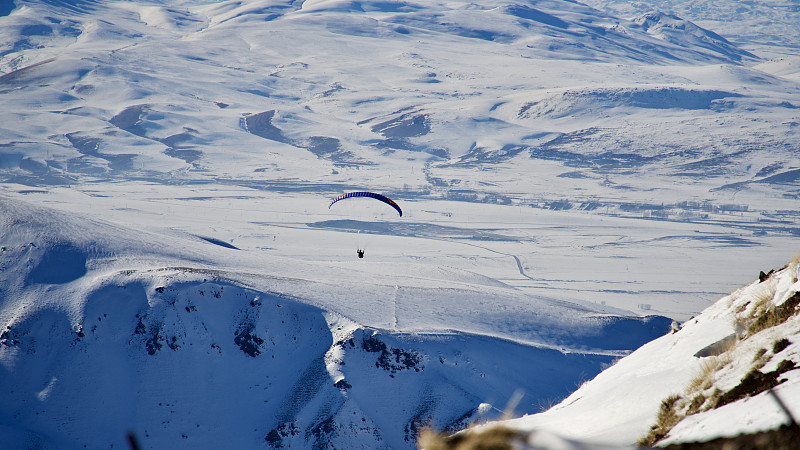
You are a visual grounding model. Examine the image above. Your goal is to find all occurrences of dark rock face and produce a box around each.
[361,332,424,373]
[234,325,265,357]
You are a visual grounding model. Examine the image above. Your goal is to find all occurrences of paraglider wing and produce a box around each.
[328,191,403,217]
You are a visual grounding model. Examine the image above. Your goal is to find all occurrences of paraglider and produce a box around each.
[328,191,402,217]
[328,191,402,258]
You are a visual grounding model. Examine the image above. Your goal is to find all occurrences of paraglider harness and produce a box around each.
[357,249,365,258]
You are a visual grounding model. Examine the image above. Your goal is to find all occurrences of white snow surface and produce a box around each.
[0,0,798,320]
[1,0,800,448]
[582,0,800,58]
[0,183,669,449]
[501,261,800,446]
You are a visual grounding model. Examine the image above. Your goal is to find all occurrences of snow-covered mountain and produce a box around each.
[1,0,799,448]
[583,0,800,57]
[0,195,670,449]
[479,256,800,448]
[1,0,798,322]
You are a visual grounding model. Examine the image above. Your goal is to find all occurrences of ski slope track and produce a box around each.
[0,0,799,448]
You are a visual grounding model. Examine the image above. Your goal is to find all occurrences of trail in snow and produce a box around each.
[451,239,537,281]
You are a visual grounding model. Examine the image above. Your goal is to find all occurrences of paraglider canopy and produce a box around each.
[328,191,402,217]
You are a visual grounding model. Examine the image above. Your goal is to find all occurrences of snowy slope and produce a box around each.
[1,0,799,448]
[1,0,798,321]
[499,257,800,447]
[582,0,800,57]
[0,196,670,449]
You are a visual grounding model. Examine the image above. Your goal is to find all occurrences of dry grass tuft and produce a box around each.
[706,388,723,412]
[789,255,800,283]
[747,310,783,337]
[752,348,770,371]
[736,300,752,314]
[687,356,727,393]
[773,338,791,354]
[749,285,776,313]
[747,291,800,337]
[637,394,683,447]
[686,394,706,415]
[417,426,524,450]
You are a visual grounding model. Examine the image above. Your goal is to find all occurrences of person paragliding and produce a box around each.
[328,191,402,258]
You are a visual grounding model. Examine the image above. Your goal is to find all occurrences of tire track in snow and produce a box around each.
[447,239,535,281]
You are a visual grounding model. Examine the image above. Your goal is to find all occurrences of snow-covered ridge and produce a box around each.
[517,86,741,119]
[493,256,800,447]
[631,11,757,63]
[581,0,800,57]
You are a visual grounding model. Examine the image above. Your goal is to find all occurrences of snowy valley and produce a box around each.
[1,0,799,448]
[0,196,671,449]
